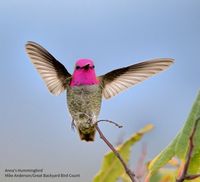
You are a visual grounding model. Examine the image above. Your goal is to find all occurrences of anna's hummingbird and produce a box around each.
[25,41,173,142]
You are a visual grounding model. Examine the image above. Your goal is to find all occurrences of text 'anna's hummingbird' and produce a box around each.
[25,41,173,142]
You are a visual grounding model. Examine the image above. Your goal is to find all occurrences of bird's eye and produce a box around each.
[91,65,95,69]
[76,66,81,69]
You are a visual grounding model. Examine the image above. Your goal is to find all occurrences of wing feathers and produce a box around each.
[100,58,174,99]
[25,41,71,95]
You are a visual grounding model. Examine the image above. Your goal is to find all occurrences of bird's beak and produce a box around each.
[83,64,90,70]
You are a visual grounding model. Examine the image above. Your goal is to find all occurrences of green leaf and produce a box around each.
[120,173,131,182]
[93,124,154,182]
[148,168,177,182]
[148,91,200,177]
[147,134,179,174]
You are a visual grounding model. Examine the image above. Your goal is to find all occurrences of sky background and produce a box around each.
[0,0,200,181]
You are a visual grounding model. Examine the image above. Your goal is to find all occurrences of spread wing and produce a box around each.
[99,58,174,99]
[25,41,71,95]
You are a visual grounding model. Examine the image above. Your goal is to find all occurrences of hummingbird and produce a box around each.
[25,41,173,142]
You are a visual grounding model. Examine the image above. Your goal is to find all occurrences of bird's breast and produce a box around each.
[66,84,102,131]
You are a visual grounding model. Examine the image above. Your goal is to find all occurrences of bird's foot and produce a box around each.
[71,119,76,131]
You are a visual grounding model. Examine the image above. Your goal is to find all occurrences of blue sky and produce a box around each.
[0,0,200,181]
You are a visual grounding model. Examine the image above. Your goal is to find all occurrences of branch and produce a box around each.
[176,117,200,182]
[185,174,200,180]
[95,123,139,182]
[96,119,123,128]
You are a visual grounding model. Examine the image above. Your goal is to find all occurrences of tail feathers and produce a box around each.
[78,129,96,142]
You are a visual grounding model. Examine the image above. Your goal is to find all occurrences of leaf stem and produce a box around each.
[176,117,200,182]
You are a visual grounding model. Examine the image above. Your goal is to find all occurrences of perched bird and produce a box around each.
[25,41,173,142]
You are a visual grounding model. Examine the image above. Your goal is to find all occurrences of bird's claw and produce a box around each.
[71,119,76,131]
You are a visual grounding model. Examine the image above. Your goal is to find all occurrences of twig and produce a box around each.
[95,123,139,182]
[95,119,123,128]
[176,117,200,182]
[185,174,200,180]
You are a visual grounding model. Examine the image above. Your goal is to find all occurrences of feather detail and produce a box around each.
[99,58,174,99]
[25,41,71,95]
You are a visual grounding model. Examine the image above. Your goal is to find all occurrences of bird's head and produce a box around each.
[75,59,95,71]
[70,59,99,86]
